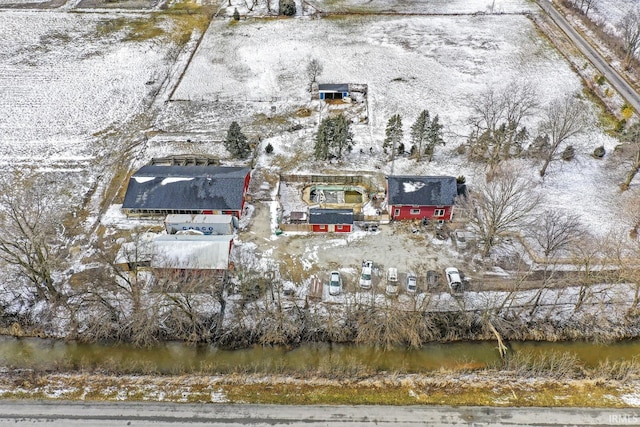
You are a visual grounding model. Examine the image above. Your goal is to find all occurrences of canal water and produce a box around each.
[0,336,638,374]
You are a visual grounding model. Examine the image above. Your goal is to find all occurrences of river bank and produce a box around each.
[2,336,640,407]
[1,368,640,408]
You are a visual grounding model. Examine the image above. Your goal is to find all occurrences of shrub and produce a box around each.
[233,8,240,21]
[592,146,605,158]
[561,145,575,161]
[280,0,296,16]
[265,142,274,154]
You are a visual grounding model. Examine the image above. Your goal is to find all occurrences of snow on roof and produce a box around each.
[152,235,233,270]
[387,176,457,206]
[165,214,234,225]
[122,165,250,211]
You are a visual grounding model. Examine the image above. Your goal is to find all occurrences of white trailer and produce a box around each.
[165,214,236,235]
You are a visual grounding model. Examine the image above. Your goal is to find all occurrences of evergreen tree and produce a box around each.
[424,114,445,162]
[383,114,403,157]
[314,114,353,160]
[280,0,296,16]
[265,142,274,154]
[233,7,240,20]
[225,121,250,158]
[410,110,429,161]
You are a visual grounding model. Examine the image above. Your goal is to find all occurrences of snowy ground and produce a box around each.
[0,0,637,317]
[0,11,173,170]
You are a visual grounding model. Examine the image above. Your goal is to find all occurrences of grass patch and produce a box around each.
[96,1,212,45]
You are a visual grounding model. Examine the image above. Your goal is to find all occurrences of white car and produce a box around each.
[385,267,399,296]
[406,272,417,293]
[359,260,373,289]
[329,271,342,296]
[445,267,462,293]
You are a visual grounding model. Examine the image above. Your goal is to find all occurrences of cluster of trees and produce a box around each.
[466,83,589,177]
[382,111,445,162]
[314,114,353,160]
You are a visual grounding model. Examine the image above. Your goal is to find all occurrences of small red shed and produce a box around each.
[387,175,458,221]
[309,208,354,233]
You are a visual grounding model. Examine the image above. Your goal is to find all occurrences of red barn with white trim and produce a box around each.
[387,175,457,221]
[309,208,354,233]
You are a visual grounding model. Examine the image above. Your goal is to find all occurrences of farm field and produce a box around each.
[0,0,639,351]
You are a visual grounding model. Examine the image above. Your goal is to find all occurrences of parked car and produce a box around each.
[426,270,439,289]
[445,267,462,293]
[385,267,399,296]
[406,272,417,293]
[359,260,373,289]
[454,230,467,249]
[329,271,342,296]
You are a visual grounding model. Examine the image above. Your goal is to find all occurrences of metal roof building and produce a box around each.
[122,165,251,217]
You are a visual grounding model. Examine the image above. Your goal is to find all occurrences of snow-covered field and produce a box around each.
[309,0,538,14]
[170,9,629,237]
[0,11,172,169]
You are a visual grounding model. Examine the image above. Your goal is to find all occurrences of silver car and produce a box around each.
[445,267,462,293]
[385,267,399,296]
[359,260,373,289]
[329,271,342,296]
[406,272,417,293]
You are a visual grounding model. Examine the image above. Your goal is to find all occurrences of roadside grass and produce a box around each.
[0,372,634,407]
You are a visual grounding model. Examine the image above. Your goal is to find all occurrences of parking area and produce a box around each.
[238,202,470,297]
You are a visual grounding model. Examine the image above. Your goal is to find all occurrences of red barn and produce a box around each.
[387,176,457,221]
[309,208,354,233]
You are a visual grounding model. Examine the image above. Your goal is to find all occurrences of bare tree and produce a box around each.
[467,82,537,169]
[573,0,600,16]
[629,192,640,240]
[532,210,585,258]
[464,166,542,257]
[305,58,323,92]
[79,233,164,346]
[527,210,585,317]
[158,269,224,344]
[538,94,589,177]
[571,232,604,313]
[0,174,68,305]
[618,8,640,70]
[620,122,640,191]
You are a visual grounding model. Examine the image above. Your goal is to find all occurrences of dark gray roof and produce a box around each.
[309,208,354,225]
[122,165,250,211]
[387,176,457,206]
[318,84,349,92]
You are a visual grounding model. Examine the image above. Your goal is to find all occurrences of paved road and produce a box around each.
[536,0,640,114]
[0,401,639,426]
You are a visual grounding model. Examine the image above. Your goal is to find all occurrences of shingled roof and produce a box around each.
[387,176,457,206]
[309,208,354,225]
[318,83,349,92]
[122,165,250,211]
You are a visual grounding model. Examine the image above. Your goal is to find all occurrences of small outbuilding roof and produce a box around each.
[309,208,354,225]
[152,235,233,270]
[318,84,349,92]
[387,176,458,206]
[122,165,250,212]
